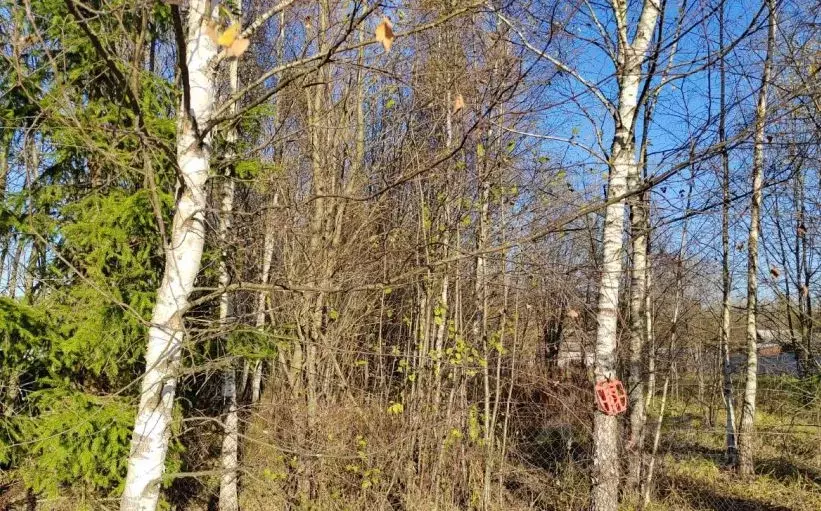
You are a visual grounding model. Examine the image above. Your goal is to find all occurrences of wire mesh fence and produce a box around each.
[177,356,820,511]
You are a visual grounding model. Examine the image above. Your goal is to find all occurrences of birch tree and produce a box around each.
[626,0,687,486]
[718,1,738,466]
[218,4,241,508]
[736,0,776,477]
[591,0,660,507]
[120,2,220,507]
[641,172,694,505]
[119,0,360,505]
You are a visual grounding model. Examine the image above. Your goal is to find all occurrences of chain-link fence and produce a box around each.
[205,351,821,511]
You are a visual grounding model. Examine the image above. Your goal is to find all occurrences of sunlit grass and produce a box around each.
[641,376,821,511]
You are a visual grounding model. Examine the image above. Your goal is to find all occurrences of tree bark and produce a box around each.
[794,167,814,376]
[592,2,660,508]
[0,130,10,282]
[641,172,691,504]
[120,2,218,508]
[718,3,738,466]
[626,136,648,495]
[475,142,491,510]
[737,0,775,477]
[219,8,241,507]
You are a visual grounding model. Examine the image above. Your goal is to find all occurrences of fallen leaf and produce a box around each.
[453,93,464,113]
[227,37,250,57]
[375,17,394,52]
[218,22,240,47]
[566,308,579,319]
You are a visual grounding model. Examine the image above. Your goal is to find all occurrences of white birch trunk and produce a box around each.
[718,3,738,465]
[626,159,648,493]
[641,175,691,501]
[219,18,240,509]
[433,88,453,410]
[219,357,239,511]
[591,191,626,511]
[217,174,238,510]
[644,273,655,409]
[641,372,668,506]
[247,174,277,408]
[250,219,273,406]
[593,2,659,509]
[737,0,775,477]
[475,152,492,510]
[120,1,218,509]
[250,361,263,404]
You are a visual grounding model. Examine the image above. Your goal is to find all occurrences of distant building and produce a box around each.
[727,329,820,376]
[556,329,594,368]
[757,342,782,357]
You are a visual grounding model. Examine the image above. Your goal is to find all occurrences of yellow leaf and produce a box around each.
[227,37,250,57]
[375,17,394,52]
[452,93,464,113]
[218,22,240,47]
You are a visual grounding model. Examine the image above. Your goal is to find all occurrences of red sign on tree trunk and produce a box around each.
[594,379,627,415]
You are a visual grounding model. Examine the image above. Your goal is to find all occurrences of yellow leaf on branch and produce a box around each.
[375,17,394,52]
[227,37,250,57]
[453,93,465,113]
[218,23,240,47]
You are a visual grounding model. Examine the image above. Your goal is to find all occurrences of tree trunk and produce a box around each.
[737,0,775,477]
[644,275,655,409]
[6,238,24,298]
[592,109,631,511]
[641,371,669,507]
[120,2,218,508]
[773,195,805,378]
[0,131,8,201]
[592,2,659,508]
[794,167,813,375]
[0,130,10,282]
[641,173,691,503]
[219,10,241,507]
[626,148,648,494]
[718,3,738,466]
[475,144,492,510]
